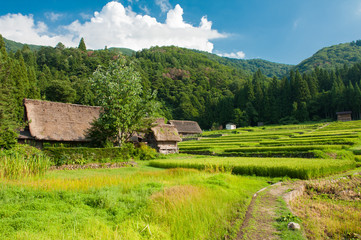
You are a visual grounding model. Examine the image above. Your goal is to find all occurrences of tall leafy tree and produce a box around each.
[89,58,158,146]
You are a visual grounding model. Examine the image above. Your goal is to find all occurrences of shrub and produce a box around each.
[0,127,18,150]
[44,143,158,166]
[135,143,157,160]
[44,146,135,166]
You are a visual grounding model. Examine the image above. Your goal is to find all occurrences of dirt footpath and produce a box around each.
[236,182,299,240]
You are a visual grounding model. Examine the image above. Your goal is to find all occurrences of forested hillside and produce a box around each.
[2,34,361,131]
[296,41,361,72]
[197,51,293,78]
[3,38,43,53]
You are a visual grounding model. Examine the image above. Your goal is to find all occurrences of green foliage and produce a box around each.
[44,143,157,166]
[44,145,134,166]
[296,42,361,72]
[0,127,18,150]
[45,80,76,103]
[89,58,158,146]
[135,143,157,160]
[3,37,42,53]
[195,50,294,78]
[78,37,87,52]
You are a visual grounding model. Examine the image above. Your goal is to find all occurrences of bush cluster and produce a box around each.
[44,143,157,166]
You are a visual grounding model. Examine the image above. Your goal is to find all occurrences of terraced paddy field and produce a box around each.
[151,121,361,179]
[180,121,361,159]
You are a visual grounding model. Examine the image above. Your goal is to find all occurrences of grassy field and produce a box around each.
[1,120,361,239]
[0,165,270,239]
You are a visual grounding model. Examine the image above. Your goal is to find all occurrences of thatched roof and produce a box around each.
[336,111,352,115]
[168,120,202,134]
[153,118,166,126]
[151,124,181,142]
[24,99,101,142]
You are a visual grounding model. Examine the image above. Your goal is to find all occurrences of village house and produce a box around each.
[18,99,101,148]
[145,123,181,154]
[168,120,202,137]
[226,123,236,130]
[336,111,352,122]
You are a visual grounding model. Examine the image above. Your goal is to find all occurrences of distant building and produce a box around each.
[18,99,101,148]
[226,123,236,130]
[168,120,202,137]
[336,111,352,122]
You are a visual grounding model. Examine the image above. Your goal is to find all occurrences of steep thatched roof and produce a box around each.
[151,124,181,142]
[336,111,352,115]
[24,99,101,142]
[153,118,166,126]
[168,120,202,134]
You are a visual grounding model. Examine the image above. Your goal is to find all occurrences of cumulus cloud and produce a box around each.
[0,1,226,52]
[0,13,74,46]
[217,51,246,59]
[67,2,226,51]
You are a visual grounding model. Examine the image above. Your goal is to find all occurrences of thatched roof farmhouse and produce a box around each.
[146,122,181,154]
[168,120,202,137]
[19,99,101,147]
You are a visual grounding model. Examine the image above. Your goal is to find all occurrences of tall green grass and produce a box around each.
[149,157,356,179]
[0,145,51,179]
[0,167,269,239]
[0,153,50,179]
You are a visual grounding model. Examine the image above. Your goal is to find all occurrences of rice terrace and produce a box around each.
[1,120,360,239]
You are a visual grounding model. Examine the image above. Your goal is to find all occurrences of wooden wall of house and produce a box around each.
[337,114,352,122]
[157,142,179,154]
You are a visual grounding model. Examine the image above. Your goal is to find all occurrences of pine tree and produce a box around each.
[294,70,311,103]
[78,37,87,51]
[0,34,7,58]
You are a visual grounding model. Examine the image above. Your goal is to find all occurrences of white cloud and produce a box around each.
[67,2,226,51]
[0,1,226,52]
[217,51,246,59]
[155,0,172,13]
[0,13,74,47]
[45,12,63,22]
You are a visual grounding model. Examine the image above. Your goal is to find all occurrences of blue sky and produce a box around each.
[0,0,361,64]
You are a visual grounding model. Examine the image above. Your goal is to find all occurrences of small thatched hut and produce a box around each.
[18,99,101,148]
[336,111,352,122]
[146,123,181,154]
[168,120,202,137]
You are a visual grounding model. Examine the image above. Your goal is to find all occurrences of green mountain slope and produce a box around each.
[195,50,293,78]
[3,36,135,56]
[108,47,135,56]
[4,38,43,52]
[296,41,361,72]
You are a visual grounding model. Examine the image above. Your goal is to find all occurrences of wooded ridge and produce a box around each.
[2,35,361,130]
